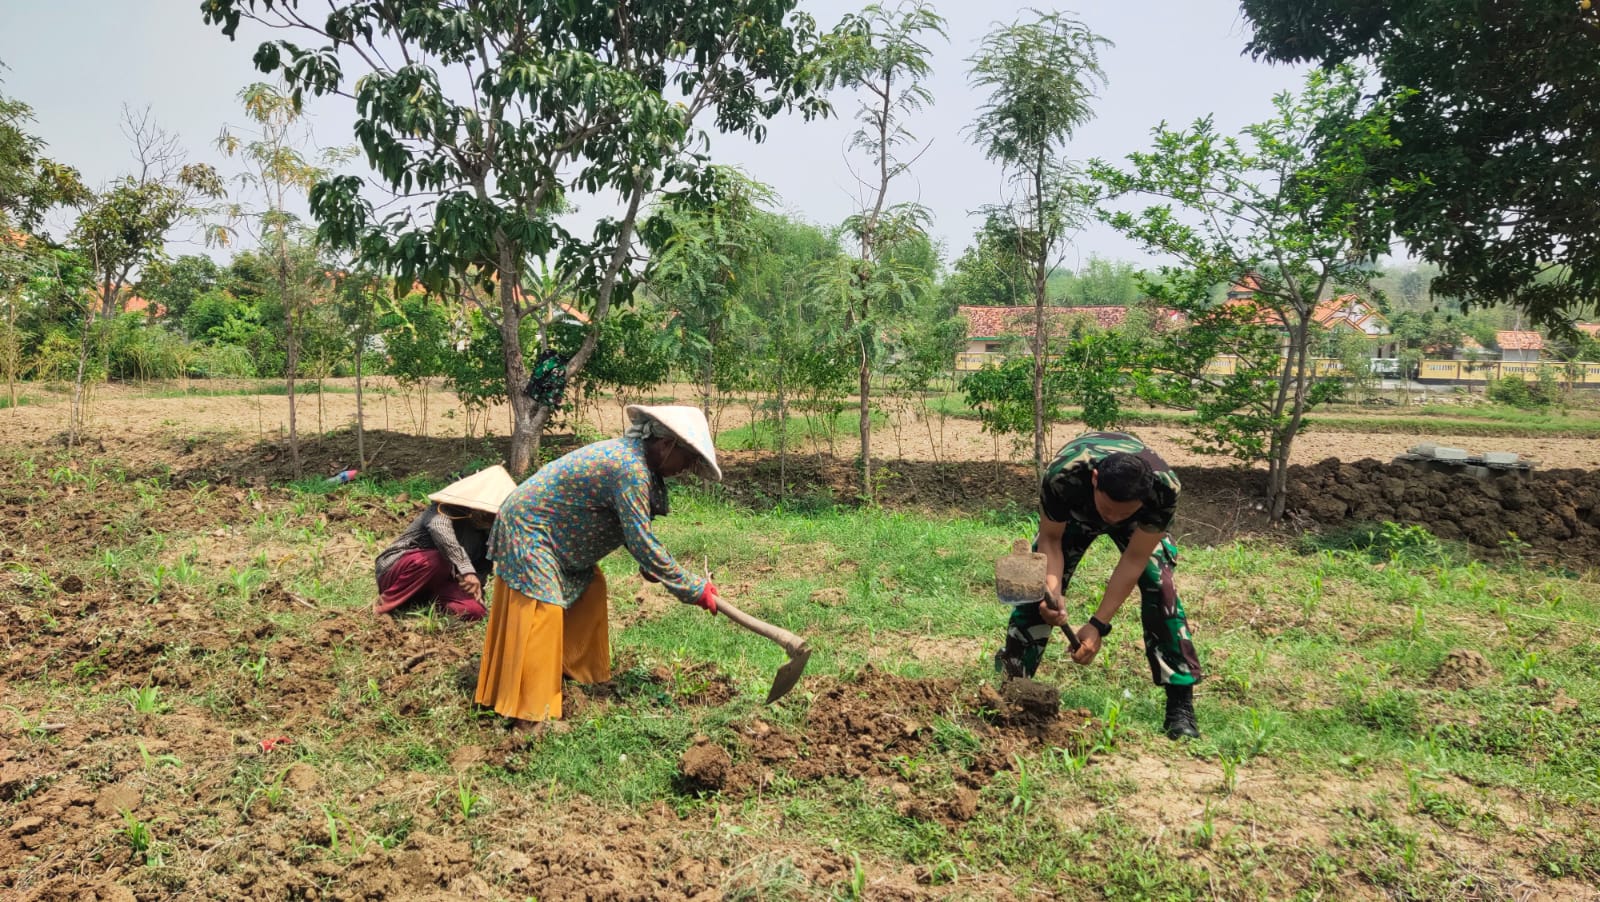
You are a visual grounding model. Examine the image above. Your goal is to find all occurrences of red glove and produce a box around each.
[693,583,720,615]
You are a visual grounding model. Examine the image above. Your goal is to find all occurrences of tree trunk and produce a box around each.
[70,281,120,447]
[1268,315,1316,520]
[506,386,539,476]
[98,286,116,378]
[499,279,536,477]
[500,180,644,478]
[67,306,94,450]
[1032,258,1048,478]
[777,336,788,499]
[284,288,301,479]
[5,295,16,413]
[354,308,367,468]
[858,339,872,503]
[1267,433,1289,521]
[702,318,716,422]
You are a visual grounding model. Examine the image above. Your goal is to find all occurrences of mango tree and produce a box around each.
[202,0,830,476]
[643,167,776,429]
[1242,0,1600,327]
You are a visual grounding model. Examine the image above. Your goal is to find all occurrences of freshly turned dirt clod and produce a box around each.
[947,787,980,822]
[678,741,732,791]
[999,678,1060,725]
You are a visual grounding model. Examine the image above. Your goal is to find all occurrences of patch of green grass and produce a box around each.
[1310,412,1600,438]
[284,472,448,503]
[1534,832,1600,883]
[1361,400,1600,427]
[717,409,889,452]
[508,708,713,804]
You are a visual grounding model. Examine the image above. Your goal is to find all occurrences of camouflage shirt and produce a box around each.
[1039,432,1181,534]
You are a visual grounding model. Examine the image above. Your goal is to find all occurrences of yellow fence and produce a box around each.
[1409,359,1600,384]
[1195,357,1386,377]
[1199,357,1600,383]
[954,352,1600,384]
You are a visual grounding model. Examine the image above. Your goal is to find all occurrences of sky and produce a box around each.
[0,0,1308,271]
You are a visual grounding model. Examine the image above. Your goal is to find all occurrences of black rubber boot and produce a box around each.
[1163,684,1200,740]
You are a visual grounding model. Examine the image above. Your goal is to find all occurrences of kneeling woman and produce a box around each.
[373,466,516,621]
[475,406,722,725]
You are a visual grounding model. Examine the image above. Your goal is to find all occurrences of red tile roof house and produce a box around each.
[1224,283,1398,358]
[1495,330,1544,363]
[955,305,1182,371]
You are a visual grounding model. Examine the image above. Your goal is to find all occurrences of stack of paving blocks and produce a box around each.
[1392,443,1534,480]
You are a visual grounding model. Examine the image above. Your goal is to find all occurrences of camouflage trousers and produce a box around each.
[995,523,1203,687]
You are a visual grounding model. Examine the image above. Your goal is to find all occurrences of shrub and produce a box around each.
[191,343,257,378]
[1300,521,1461,567]
[28,329,83,382]
[109,318,195,382]
[1487,375,1554,409]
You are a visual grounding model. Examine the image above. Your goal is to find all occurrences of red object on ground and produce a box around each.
[374,549,487,621]
[259,736,292,753]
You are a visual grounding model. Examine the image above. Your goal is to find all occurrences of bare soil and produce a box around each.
[719,667,1094,821]
[1433,649,1495,690]
[9,379,1600,471]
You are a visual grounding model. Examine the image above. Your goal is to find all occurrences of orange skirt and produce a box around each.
[474,568,610,722]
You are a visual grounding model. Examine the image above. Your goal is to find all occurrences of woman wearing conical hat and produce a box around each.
[475,405,722,727]
[373,466,517,622]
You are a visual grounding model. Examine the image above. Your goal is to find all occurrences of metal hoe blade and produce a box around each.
[765,644,812,704]
[995,538,1081,652]
[714,598,813,704]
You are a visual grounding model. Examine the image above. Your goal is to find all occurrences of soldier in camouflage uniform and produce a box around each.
[995,431,1204,739]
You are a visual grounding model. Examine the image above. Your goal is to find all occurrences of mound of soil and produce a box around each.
[678,739,734,792]
[1434,649,1495,689]
[1288,458,1600,561]
[717,667,1093,825]
[997,678,1060,726]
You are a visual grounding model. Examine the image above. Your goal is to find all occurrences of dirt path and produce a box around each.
[8,380,1600,470]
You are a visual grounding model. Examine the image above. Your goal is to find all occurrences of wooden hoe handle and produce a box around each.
[715,599,806,656]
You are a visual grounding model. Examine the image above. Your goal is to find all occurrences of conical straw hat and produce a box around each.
[625,405,723,482]
[428,465,517,514]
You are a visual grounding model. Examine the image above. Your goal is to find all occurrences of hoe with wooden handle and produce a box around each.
[698,559,811,703]
[715,599,812,703]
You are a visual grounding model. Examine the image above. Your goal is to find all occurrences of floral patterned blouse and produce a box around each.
[490,437,707,608]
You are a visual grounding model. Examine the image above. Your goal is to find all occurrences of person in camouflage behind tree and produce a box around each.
[995,431,1205,739]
